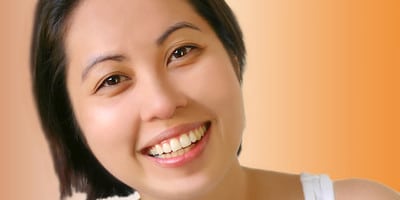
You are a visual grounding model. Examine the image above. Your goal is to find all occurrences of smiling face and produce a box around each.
[66,0,245,199]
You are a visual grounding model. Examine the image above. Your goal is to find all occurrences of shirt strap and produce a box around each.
[301,173,335,200]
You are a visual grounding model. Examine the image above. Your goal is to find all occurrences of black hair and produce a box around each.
[30,0,245,199]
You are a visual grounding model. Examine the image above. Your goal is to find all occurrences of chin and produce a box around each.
[136,153,235,200]
[138,176,220,200]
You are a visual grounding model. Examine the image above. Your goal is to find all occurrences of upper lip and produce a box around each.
[140,121,210,153]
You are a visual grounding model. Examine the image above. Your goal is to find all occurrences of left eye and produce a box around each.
[168,45,196,63]
[95,74,130,92]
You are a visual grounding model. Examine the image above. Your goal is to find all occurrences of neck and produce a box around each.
[193,161,249,200]
[140,160,250,200]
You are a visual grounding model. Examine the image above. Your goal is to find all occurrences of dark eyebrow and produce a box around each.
[156,21,201,45]
[82,54,126,82]
[81,22,199,82]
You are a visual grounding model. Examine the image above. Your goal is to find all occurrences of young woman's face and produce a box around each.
[66,0,245,199]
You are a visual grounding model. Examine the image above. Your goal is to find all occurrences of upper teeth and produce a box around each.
[148,125,206,156]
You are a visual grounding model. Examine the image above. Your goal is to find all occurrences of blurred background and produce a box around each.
[0,0,398,199]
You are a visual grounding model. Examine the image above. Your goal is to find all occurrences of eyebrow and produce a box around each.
[82,54,126,81]
[156,21,201,45]
[81,22,201,82]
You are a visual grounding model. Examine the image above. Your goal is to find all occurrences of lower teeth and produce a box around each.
[155,145,193,158]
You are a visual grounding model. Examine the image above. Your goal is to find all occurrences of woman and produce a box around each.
[30,0,399,199]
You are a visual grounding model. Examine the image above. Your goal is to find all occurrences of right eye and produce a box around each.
[167,45,197,64]
[96,74,130,91]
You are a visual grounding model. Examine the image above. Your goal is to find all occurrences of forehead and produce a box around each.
[66,0,207,44]
[64,0,214,69]
[69,0,199,23]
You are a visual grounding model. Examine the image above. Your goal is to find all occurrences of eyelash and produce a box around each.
[93,45,198,93]
[96,74,130,92]
[167,45,198,64]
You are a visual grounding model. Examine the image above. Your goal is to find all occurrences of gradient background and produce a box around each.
[1,0,399,199]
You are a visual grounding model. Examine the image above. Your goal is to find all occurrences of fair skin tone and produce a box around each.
[65,0,399,199]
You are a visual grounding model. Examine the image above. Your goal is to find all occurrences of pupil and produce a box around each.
[174,48,185,58]
[106,76,119,85]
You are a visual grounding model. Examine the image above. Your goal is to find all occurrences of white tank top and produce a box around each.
[301,173,335,200]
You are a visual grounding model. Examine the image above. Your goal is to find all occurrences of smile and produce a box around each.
[147,123,209,158]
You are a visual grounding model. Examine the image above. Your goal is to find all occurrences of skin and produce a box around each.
[66,0,247,199]
[65,0,400,199]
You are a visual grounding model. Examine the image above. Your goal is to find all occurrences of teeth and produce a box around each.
[156,145,163,155]
[179,134,191,148]
[162,143,172,153]
[177,148,185,156]
[148,125,208,157]
[170,138,182,152]
[194,129,202,140]
[170,151,178,158]
[189,131,197,143]
[149,147,158,155]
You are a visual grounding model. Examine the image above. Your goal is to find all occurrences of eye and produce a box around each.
[96,74,130,91]
[167,45,197,64]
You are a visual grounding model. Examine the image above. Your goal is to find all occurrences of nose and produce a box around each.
[139,77,187,122]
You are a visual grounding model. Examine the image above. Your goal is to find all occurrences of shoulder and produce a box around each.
[244,167,303,199]
[245,167,301,186]
[334,178,400,200]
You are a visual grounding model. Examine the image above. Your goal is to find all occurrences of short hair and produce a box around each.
[30,0,246,199]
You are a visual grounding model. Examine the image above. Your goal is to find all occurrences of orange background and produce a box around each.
[0,0,398,199]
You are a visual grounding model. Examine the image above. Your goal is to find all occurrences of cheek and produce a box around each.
[179,51,245,139]
[196,57,245,157]
[74,98,139,167]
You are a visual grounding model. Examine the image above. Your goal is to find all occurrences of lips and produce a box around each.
[148,125,207,158]
[142,121,211,159]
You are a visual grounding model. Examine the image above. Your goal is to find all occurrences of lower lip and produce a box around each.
[146,126,211,168]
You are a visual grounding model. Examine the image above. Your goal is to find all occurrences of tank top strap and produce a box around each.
[300,173,335,200]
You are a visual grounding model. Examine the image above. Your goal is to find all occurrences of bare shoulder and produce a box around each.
[334,178,400,200]
[244,167,303,199]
